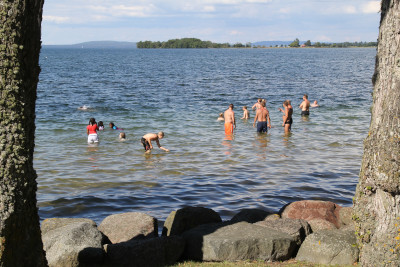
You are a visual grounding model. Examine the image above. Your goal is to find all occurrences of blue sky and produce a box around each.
[42,0,381,45]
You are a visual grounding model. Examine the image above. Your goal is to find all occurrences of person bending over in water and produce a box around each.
[217,113,224,121]
[241,106,250,120]
[279,100,293,133]
[224,104,236,135]
[253,100,271,133]
[311,100,320,107]
[87,118,99,143]
[141,132,169,153]
[299,94,310,116]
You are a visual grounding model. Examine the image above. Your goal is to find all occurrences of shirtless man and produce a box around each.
[141,132,169,153]
[253,100,271,133]
[299,94,310,116]
[241,106,250,120]
[279,100,293,133]
[224,104,236,135]
[252,98,262,110]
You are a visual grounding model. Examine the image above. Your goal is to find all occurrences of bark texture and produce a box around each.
[0,0,46,266]
[353,0,400,265]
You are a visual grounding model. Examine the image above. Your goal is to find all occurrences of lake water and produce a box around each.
[36,47,375,225]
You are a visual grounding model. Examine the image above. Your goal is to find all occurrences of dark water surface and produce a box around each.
[36,48,375,224]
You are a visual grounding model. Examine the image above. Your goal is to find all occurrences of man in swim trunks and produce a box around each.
[224,104,236,135]
[141,132,169,153]
[299,94,310,116]
[253,100,271,133]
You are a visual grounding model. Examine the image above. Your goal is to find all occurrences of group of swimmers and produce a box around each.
[220,94,319,135]
[86,118,169,153]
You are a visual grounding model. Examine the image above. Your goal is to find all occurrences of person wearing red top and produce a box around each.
[87,118,99,143]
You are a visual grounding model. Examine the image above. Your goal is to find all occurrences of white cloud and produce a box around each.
[362,1,380,14]
[43,15,70,23]
[110,5,156,17]
[343,6,357,14]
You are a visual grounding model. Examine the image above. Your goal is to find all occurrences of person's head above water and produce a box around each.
[109,122,115,128]
[229,104,234,109]
[158,131,165,139]
[89,118,96,125]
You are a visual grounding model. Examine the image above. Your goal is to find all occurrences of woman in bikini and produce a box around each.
[278,100,293,133]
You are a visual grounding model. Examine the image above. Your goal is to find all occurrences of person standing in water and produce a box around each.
[252,98,262,110]
[224,104,236,135]
[87,118,99,143]
[253,100,271,133]
[299,94,310,116]
[241,106,250,120]
[279,100,293,133]
[141,132,169,153]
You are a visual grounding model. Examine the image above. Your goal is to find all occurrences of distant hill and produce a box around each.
[44,41,137,49]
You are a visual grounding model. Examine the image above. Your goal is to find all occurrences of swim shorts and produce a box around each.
[87,134,99,143]
[257,121,268,133]
[301,111,310,116]
[141,137,150,151]
[225,123,234,135]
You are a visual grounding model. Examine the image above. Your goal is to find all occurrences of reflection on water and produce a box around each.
[35,48,375,224]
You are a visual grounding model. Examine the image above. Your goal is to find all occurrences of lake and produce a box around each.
[36,47,375,225]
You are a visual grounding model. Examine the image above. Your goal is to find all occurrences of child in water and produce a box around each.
[119,132,126,141]
[109,122,122,130]
[217,113,224,121]
[87,118,99,143]
[98,121,104,131]
[241,106,250,120]
[141,132,169,153]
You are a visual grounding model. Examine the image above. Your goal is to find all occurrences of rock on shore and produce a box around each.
[41,201,358,266]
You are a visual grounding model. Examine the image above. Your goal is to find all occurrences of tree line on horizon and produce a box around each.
[137,37,377,49]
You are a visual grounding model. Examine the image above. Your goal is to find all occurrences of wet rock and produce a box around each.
[255,218,311,246]
[42,221,105,267]
[104,236,185,267]
[98,212,158,244]
[230,208,271,223]
[162,206,221,236]
[41,217,97,235]
[280,200,342,230]
[296,229,359,265]
[182,221,297,262]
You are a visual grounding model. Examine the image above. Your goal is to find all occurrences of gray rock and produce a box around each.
[162,206,221,236]
[104,236,185,267]
[296,229,359,265]
[230,209,271,223]
[339,206,354,227]
[42,222,105,267]
[41,217,97,235]
[98,212,158,244]
[255,218,311,246]
[307,218,337,232]
[182,221,297,262]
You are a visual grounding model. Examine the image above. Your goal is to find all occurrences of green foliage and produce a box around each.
[137,38,249,49]
[304,40,312,46]
[289,38,300,47]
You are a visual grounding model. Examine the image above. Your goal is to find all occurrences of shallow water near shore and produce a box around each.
[36,47,375,225]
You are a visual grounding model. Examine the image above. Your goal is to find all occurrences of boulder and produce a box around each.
[230,209,271,223]
[104,236,185,267]
[162,206,221,236]
[42,221,105,267]
[308,218,337,232]
[41,217,97,235]
[339,206,354,227]
[255,218,311,246]
[182,222,297,262]
[280,200,342,229]
[296,229,359,265]
[98,212,158,244]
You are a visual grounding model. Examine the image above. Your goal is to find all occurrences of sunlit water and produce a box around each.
[36,47,375,225]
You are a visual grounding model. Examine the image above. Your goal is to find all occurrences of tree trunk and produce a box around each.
[0,0,46,266]
[354,0,400,265]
